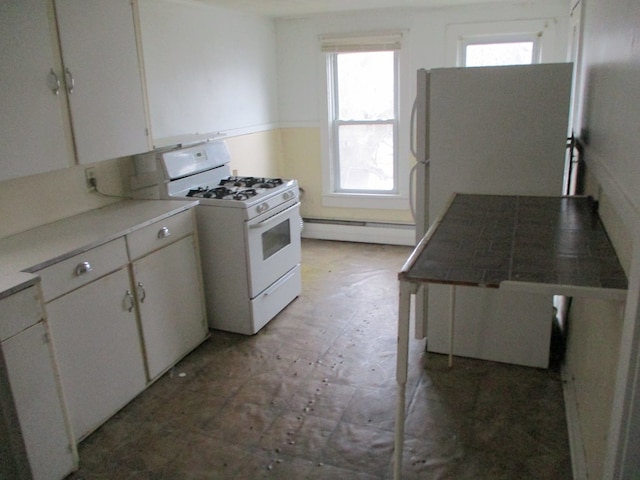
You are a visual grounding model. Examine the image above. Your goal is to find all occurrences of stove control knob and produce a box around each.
[283,190,295,201]
[257,202,269,214]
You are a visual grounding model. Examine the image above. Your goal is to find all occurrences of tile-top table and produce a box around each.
[393,193,628,479]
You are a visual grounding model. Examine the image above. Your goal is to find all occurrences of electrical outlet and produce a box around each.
[85,167,97,191]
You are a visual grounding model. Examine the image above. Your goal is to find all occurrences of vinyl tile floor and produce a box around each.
[66,239,572,480]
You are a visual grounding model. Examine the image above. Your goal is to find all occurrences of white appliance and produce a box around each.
[413,63,573,368]
[132,141,302,335]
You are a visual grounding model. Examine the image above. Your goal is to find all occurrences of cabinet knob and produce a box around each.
[157,226,171,239]
[75,261,93,276]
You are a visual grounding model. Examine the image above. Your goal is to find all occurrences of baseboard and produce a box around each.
[562,365,588,480]
[301,219,415,246]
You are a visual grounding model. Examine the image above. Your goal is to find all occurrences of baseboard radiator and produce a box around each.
[301,218,415,247]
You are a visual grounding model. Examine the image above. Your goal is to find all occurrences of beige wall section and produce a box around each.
[225,130,284,179]
[0,126,416,241]
[280,127,414,224]
[0,157,133,240]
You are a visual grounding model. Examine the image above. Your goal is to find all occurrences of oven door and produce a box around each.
[245,201,302,298]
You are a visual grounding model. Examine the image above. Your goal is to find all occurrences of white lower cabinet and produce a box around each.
[133,235,207,380]
[0,203,208,472]
[0,285,77,480]
[46,268,147,441]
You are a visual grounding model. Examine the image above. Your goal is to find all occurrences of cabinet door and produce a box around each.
[54,0,150,164]
[47,268,146,441]
[2,322,76,480]
[133,236,207,380]
[0,0,71,181]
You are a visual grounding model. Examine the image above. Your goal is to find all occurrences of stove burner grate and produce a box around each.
[186,185,261,201]
[212,187,234,199]
[186,187,207,198]
[233,188,257,200]
[220,176,284,189]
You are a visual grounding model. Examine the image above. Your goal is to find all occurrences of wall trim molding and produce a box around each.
[301,219,415,246]
[562,365,589,480]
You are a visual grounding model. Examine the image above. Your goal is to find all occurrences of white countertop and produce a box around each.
[0,200,198,296]
[0,272,40,300]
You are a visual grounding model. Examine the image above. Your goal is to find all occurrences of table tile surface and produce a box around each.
[403,194,628,291]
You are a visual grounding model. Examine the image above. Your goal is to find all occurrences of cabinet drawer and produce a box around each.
[38,238,128,302]
[126,209,194,260]
[0,286,44,341]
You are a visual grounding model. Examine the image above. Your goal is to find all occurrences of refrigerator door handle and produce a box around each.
[410,97,417,158]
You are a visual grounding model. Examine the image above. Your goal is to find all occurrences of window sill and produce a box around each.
[322,193,408,210]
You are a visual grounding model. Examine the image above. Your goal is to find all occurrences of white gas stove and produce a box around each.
[182,177,299,220]
[132,141,302,335]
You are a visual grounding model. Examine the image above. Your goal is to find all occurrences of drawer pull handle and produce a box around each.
[136,282,146,303]
[124,290,135,312]
[75,261,93,276]
[157,226,171,239]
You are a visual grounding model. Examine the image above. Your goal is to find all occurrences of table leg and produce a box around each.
[449,285,456,368]
[394,281,414,480]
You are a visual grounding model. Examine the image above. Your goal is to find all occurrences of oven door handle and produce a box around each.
[248,202,299,229]
[263,266,297,296]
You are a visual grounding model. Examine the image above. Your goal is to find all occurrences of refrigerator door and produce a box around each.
[429,63,572,218]
[420,63,572,368]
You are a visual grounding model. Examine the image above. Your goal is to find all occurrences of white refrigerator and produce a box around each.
[413,63,573,368]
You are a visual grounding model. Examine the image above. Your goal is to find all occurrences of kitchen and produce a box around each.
[0,0,639,479]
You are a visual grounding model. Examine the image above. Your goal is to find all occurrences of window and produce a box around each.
[319,31,403,207]
[461,35,540,67]
[329,51,397,193]
[445,20,554,67]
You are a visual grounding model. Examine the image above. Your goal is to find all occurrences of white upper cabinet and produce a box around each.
[54,0,150,164]
[0,0,72,181]
[0,0,151,182]
[1,0,277,179]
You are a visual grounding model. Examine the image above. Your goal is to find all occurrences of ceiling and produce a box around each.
[197,0,505,18]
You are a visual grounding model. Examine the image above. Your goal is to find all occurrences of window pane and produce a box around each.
[338,123,394,191]
[465,42,533,66]
[337,52,394,121]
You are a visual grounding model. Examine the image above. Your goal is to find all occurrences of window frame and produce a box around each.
[460,33,542,66]
[445,19,557,67]
[328,51,400,195]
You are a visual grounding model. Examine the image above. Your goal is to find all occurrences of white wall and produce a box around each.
[568,0,640,477]
[137,0,279,145]
[0,0,281,239]
[276,2,569,124]
[275,1,570,224]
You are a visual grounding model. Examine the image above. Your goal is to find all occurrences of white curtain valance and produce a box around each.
[319,30,405,53]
